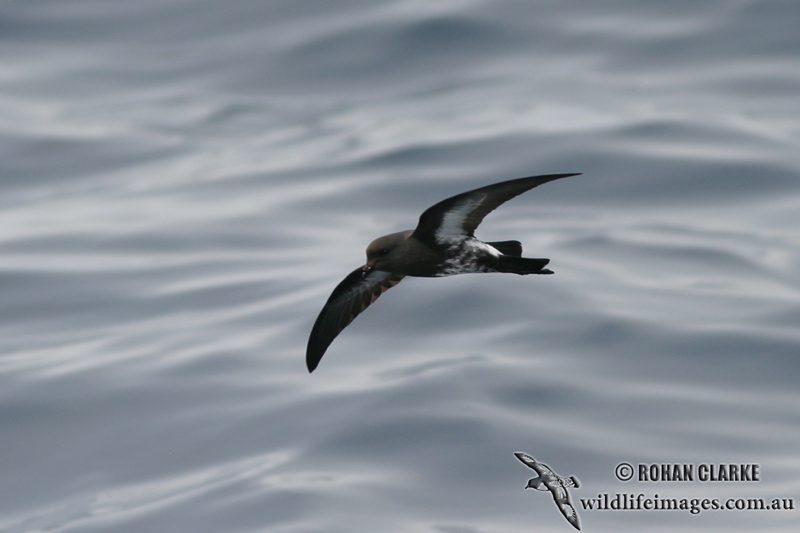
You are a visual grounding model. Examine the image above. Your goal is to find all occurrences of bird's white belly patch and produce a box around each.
[435,238,500,276]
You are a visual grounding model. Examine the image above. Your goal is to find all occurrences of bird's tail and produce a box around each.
[494,256,552,275]
[485,240,523,257]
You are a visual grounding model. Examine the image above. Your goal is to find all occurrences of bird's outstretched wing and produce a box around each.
[306,267,404,372]
[412,173,579,245]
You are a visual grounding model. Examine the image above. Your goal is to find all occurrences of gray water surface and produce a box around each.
[1,1,799,531]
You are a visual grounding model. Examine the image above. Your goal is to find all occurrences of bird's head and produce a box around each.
[364,231,407,274]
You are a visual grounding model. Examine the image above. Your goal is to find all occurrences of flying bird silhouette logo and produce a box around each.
[306,173,579,372]
[514,452,581,530]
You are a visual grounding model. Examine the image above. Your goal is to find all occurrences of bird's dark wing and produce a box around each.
[306,267,404,372]
[412,173,579,245]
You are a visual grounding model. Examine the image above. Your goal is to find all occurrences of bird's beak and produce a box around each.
[362,264,373,277]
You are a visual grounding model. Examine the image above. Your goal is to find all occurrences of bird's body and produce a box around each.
[306,173,579,372]
[364,231,546,278]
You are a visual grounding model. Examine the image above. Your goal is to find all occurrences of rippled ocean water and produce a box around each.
[1,1,799,531]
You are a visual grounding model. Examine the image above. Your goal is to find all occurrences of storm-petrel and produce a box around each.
[306,173,579,372]
[514,452,581,530]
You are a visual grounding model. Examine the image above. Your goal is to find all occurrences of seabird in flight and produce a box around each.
[306,173,579,372]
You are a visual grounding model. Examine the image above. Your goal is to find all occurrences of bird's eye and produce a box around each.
[379,248,389,255]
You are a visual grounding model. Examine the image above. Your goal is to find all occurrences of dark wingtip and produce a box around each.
[513,172,581,185]
[306,348,322,373]
[546,172,581,183]
[530,172,580,179]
